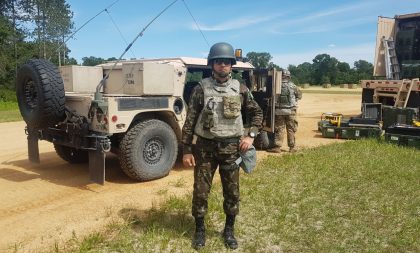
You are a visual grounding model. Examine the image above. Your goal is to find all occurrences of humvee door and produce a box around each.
[250,69,282,133]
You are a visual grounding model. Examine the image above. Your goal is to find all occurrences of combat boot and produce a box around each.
[289,147,297,153]
[192,217,206,249]
[223,215,238,249]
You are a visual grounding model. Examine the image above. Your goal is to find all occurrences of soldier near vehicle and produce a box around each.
[181,42,263,250]
[267,70,302,153]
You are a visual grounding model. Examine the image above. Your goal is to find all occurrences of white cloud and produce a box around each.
[291,1,372,24]
[270,16,374,36]
[272,42,375,68]
[328,44,336,48]
[269,2,375,34]
[301,2,371,20]
[193,14,282,31]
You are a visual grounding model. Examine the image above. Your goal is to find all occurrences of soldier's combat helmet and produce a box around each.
[282,69,291,78]
[207,42,237,65]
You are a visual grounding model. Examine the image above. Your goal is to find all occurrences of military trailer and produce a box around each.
[16,55,282,184]
[360,12,420,108]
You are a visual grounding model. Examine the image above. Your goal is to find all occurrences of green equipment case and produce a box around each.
[382,106,419,130]
[321,125,382,140]
[385,133,420,148]
[385,124,420,148]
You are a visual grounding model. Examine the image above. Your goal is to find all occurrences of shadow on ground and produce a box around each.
[1,152,192,188]
[118,207,194,238]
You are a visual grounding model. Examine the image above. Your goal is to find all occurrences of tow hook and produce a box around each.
[100,138,111,152]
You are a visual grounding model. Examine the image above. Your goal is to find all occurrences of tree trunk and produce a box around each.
[58,42,61,66]
[36,2,41,58]
[42,4,46,59]
[62,35,66,65]
[12,1,17,79]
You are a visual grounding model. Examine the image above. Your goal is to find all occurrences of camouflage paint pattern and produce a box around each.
[182,77,263,218]
[273,113,298,148]
[191,137,240,218]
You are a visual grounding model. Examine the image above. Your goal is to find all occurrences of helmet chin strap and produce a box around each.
[212,71,231,83]
[211,63,231,80]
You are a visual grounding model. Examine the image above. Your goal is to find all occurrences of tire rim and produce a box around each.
[143,137,164,165]
[24,79,38,110]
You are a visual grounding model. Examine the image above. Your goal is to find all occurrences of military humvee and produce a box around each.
[16,54,282,184]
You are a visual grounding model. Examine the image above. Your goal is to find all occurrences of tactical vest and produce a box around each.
[194,77,244,139]
[278,81,297,109]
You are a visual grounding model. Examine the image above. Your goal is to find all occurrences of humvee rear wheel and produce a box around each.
[119,119,178,181]
[54,144,89,164]
[16,59,65,128]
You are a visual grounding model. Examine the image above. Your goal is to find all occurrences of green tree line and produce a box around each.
[0,0,74,88]
[246,52,373,85]
[0,0,374,91]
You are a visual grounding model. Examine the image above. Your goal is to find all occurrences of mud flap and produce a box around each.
[89,149,105,185]
[27,127,40,163]
[88,136,110,185]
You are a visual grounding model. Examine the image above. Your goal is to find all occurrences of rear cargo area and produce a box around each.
[395,13,420,79]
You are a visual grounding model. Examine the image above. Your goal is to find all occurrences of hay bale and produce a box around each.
[322,83,332,88]
[340,83,348,88]
[348,83,358,89]
[301,83,310,89]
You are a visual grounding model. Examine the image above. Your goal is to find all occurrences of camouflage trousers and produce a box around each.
[273,113,298,148]
[192,136,240,218]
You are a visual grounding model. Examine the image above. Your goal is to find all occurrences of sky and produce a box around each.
[65,0,419,68]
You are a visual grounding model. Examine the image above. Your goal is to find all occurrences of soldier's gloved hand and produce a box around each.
[239,136,254,153]
[183,154,196,167]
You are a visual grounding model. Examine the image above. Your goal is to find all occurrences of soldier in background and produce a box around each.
[182,42,262,250]
[267,70,302,153]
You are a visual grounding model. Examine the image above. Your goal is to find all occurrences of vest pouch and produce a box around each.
[201,108,214,130]
[222,96,241,119]
[279,83,291,106]
[279,94,290,105]
[275,108,292,115]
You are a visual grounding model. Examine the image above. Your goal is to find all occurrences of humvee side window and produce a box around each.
[183,68,205,105]
[186,71,203,83]
[232,71,244,84]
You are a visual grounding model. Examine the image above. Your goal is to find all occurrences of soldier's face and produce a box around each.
[213,59,232,78]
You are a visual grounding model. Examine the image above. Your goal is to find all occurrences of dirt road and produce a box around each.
[0,88,362,252]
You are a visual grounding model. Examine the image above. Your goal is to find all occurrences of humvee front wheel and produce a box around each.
[119,119,178,181]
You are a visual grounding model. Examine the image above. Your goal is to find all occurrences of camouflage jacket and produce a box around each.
[182,78,263,154]
[277,81,302,108]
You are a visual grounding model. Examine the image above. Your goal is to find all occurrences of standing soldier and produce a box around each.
[182,42,262,250]
[267,70,302,153]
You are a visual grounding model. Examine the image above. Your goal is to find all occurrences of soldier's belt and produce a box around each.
[198,136,240,144]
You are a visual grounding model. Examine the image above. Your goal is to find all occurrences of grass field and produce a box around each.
[301,87,362,95]
[301,89,362,95]
[0,102,21,123]
[53,139,419,253]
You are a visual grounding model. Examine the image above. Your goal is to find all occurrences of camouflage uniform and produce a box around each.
[272,81,302,150]
[182,77,262,218]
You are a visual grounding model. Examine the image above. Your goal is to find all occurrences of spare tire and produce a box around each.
[16,59,65,128]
